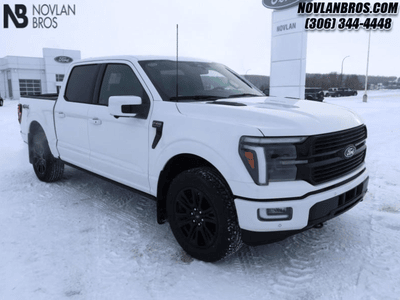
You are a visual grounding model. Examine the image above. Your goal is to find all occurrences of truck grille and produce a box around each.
[312,125,367,155]
[297,125,367,185]
[311,150,366,183]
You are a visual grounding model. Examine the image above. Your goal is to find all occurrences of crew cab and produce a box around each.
[18,56,369,262]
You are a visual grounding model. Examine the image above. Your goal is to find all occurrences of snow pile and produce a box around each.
[0,90,399,299]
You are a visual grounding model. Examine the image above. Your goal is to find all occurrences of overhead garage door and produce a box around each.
[19,79,42,96]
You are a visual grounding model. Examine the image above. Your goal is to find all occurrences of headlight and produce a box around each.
[239,136,308,185]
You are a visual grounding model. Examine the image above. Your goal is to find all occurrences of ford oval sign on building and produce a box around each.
[262,0,303,10]
[54,56,73,63]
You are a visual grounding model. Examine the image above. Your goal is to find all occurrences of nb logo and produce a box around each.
[3,4,28,28]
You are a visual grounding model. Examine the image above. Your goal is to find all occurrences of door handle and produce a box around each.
[57,112,65,118]
[89,118,102,125]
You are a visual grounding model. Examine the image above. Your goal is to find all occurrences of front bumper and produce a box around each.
[234,170,369,245]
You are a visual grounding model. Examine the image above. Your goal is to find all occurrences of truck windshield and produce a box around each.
[138,60,263,101]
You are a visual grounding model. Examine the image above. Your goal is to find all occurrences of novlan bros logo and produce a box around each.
[3,4,76,29]
[3,4,28,28]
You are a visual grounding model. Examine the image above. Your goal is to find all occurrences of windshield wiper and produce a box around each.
[169,95,226,101]
[227,93,263,98]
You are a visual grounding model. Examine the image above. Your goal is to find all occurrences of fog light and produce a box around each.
[258,207,293,221]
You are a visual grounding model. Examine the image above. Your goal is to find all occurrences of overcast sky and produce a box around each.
[1,0,399,77]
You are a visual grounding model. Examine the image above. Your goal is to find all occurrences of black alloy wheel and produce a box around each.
[174,187,218,249]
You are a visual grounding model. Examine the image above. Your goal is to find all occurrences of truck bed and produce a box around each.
[21,93,58,100]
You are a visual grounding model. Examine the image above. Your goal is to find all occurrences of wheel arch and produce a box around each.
[29,120,65,182]
[156,153,232,224]
[28,121,46,164]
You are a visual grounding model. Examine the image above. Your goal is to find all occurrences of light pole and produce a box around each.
[363,31,371,103]
[340,55,350,87]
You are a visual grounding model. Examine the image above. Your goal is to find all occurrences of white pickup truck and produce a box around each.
[18,56,369,262]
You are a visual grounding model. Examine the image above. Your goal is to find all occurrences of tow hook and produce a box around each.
[314,223,324,229]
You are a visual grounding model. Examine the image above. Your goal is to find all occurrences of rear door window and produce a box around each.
[65,64,100,103]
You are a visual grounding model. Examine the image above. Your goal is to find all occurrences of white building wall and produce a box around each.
[270,6,307,99]
[0,59,5,99]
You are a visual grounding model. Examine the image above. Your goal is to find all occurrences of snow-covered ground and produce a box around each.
[1,90,399,300]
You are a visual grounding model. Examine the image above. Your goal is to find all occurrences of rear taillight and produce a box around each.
[18,104,22,124]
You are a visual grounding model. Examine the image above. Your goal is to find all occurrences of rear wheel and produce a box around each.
[0,99,3,106]
[31,130,64,182]
[167,167,242,262]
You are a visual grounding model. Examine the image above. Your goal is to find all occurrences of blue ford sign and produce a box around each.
[54,56,73,63]
[262,0,303,10]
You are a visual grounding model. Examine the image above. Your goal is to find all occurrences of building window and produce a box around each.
[19,79,42,96]
[56,74,65,82]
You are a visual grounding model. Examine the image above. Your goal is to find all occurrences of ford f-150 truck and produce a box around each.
[18,56,369,262]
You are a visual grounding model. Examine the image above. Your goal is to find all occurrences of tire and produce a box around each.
[337,93,342,97]
[0,99,3,106]
[31,130,64,182]
[167,167,243,262]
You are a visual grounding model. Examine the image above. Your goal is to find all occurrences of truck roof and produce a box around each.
[75,55,212,64]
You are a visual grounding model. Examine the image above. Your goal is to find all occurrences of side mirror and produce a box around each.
[108,95,142,117]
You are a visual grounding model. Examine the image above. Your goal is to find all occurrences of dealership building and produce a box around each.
[0,48,81,100]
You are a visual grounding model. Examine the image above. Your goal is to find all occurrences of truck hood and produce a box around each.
[176,97,364,136]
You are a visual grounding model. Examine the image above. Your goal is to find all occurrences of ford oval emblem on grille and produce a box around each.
[344,145,356,159]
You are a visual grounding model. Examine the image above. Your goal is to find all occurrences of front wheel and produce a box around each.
[31,130,64,182]
[0,99,3,106]
[167,167,242,262]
